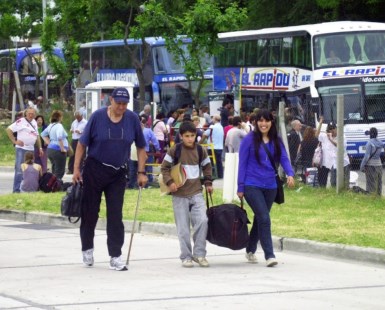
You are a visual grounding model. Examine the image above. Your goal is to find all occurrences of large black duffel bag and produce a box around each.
[206,191,250,250]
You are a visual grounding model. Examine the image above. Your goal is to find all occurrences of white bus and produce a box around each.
[214,21,385,160]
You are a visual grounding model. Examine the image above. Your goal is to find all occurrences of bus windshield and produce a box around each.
[314,31,385,68]
[318,84,362,123]
[318,82,385,124]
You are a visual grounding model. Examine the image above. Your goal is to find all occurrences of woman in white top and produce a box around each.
[315,117,350,188]
[153,112,168,153]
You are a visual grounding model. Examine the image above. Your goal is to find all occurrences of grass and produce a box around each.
[0,122,15,166]
[0,185,384,250]
[1,117,384,250]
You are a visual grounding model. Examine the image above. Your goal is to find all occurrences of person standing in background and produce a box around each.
[139,104,152,128]
[34,115,48,173]
[360,127,384,195]
[316,117,350,189]
[287,119,302,168]
[219,97,233,128]
[297,126,318,181]
[41,110,70,180]
[6,107,43,193]
[200,105,211,128]
[141,114,160,184]
[225,116,247,153]
[152,112,168,154]
[201,114,224,179]
[67,111,88,174]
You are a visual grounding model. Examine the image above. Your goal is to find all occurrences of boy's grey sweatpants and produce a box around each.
[172,193,208,261]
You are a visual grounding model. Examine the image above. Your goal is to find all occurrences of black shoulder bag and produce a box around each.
[261,143,284,204]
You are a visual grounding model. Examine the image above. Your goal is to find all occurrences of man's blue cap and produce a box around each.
[111,87,130,103]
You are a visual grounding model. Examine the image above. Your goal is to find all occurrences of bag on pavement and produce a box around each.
[206,190,250,250]
[61,182,83,223]
[39,172,62,193]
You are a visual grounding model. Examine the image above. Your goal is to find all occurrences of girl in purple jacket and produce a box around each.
[237,109,295,267]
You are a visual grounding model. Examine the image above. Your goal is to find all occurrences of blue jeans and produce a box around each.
[145,154,154,183]
[209,149,223,179]
[13,148,29,193]
[244,186,277,260]
[128,160,138,189]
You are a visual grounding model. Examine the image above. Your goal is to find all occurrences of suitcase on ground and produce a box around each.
[206,192,250,250]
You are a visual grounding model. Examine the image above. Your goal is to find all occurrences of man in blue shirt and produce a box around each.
[72,87,147,271]
[201,114,224,179]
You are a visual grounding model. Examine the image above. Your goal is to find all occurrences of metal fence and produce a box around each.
[279,96,385,196]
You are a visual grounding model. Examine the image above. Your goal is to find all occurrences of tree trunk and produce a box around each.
[136,67,146,112]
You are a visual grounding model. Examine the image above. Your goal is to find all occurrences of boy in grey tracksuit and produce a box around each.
[161,121,213,268]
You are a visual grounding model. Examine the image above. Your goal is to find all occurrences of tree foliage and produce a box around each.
[3,0,385,108]
[246,0,385,29]
[132,0,247,106]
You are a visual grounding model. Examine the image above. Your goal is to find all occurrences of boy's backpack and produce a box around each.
[158,143,205,195]
[173,143,203,165]
[39,172,62,193]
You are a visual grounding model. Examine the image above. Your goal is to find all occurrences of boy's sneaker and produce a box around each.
[192,256,209,267]
[266,257,278,267]
[245,252,258,264]
[109,256,128,271]
[82,249,94,267]
[182,259,194,268]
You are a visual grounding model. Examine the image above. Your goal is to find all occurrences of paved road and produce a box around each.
[0,218,385,310]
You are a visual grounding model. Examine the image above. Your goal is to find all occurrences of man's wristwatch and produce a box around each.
[137,171,146,175]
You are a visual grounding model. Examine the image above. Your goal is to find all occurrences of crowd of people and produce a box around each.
[6,106,88,193]
[5,88,383,272]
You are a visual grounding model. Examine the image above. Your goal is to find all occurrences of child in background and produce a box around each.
[161,121,213,268]
[20,151,42,192]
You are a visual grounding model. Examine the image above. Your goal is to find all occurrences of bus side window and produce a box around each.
[154,48,165,72]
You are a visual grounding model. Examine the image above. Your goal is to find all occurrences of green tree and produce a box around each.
[132,0,247,107]
[0,0,44,41]
[245,0,385,29]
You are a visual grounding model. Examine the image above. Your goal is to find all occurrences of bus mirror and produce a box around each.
[310,85,319,98]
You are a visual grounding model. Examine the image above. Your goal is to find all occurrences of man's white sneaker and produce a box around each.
[266,257,278,267]
[82,249,94,267]
[182,259,194,268]
[245,252,258,263]
[192,257,209,267]
[109,256,128,271]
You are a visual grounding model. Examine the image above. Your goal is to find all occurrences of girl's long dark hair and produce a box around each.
[253,109,282,164]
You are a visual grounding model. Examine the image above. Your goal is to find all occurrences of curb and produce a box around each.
[1,209,384,265]
[0,166,13,173]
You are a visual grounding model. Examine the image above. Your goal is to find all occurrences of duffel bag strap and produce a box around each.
[205,187,244,209]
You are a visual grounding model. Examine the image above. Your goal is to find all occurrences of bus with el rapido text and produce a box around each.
[0,46,64,107]
[78,37,213,115]
[214,21,385,160]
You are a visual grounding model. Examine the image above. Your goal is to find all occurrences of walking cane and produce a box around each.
[126,186,142,265]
